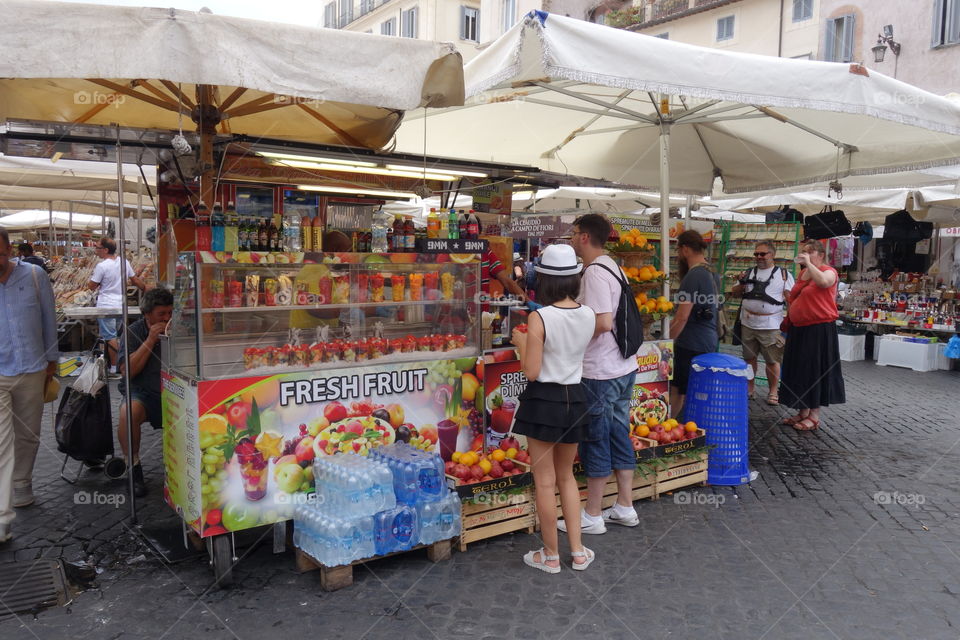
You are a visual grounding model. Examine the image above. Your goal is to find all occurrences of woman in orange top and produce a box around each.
[779,240,846,431]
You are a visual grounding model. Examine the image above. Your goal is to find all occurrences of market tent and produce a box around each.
[0,0,462,154]
[0,210,108,231]
[706,189,911,221]
[396,12,960,197]
[512,187,697,213]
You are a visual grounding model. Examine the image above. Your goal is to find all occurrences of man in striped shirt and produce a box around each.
[481,249,526,311]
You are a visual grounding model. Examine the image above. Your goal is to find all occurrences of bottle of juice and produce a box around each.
[301,215,313,251]
[392,216,403,252]
[224,201,239,252]
[312,216,323,253]
[403,217,415,252]
[211,202,225,252]
[195,203,211,251]
[257,217,269,252]
[427,208,440,238]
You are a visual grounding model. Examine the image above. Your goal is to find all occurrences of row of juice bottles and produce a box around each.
[425,208,481,241]
[181,201,322,253]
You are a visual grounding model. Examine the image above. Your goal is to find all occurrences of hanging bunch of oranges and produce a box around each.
[634,293,673,314]
[623,265,664,283]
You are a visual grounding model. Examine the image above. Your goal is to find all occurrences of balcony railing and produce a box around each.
[652,0,689,20]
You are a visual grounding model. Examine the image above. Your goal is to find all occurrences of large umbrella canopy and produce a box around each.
[0,0,464,151]
[395,12,960,196]
[0,209,108,231]
[512,186,697,212]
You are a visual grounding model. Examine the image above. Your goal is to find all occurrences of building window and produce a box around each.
[823,14,855,62]
[792,0,813,22]
[502,0,517,33]
[932,0,960,47]
[338,0,353,27]
[323,1,337,28]
[360,0,374,14]
[401,6,418,37]
[716,15,735,41]
[381,17,396,35]
[461,6,480,41]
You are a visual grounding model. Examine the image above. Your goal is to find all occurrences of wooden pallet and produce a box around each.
[458,488,536,552]
[294,539,453,591]
[652,454,708,498]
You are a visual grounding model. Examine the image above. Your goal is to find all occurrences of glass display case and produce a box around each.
[165,251,481,381]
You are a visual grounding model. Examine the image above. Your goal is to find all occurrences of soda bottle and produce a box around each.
[268,215,281,252]
[458,210,469,240]
[224,201,239,252]
[447,208,459,239]
[195,203,211,251]
[211,202,225,252]
[467,209,480,240]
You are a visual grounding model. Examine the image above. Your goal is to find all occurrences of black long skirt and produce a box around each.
[512,380,590,444]
[779,321,846,409]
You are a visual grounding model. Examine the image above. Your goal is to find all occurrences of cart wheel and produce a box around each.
[209,534,234,587]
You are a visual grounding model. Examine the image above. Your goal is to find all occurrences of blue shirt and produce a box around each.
[0,259,59,376]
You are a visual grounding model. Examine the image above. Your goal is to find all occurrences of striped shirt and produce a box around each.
[0,259,59,376]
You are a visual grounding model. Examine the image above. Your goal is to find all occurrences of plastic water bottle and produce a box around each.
[373,505,419,555]
[369,443,445,506]
[283,213,302,252]
[371,208,391,253]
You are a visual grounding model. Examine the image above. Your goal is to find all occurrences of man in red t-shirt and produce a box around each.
[481,249,526,311]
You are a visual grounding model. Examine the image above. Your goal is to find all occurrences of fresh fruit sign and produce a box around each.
[163,358,475,537]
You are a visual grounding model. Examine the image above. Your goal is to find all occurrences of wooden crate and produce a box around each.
[295,539,453,591]
[458,488,536,552]
[653,454,708,498]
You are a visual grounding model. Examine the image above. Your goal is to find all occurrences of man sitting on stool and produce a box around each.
[115,287,173,497]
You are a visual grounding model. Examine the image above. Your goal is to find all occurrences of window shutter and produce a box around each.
[460,6,467,40]
[823,18,837,61]
[949,0,960,44]
[841,15,855,62]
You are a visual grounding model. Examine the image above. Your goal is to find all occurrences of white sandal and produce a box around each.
[571,547,595,571]
[523,548,560,574]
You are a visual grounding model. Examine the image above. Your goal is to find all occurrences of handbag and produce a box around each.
[55,386,114,462]
[780,316,792,333]
[803,206,852,240]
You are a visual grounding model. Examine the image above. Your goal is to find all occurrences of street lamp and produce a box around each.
[872,24,901,64]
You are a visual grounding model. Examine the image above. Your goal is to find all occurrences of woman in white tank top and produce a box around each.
[511,244,597,574]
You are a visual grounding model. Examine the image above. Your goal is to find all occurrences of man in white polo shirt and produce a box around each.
[88,238,145,374]
[732,241,794,405]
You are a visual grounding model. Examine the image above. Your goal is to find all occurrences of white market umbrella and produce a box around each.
[512,186,696,213]
[0,209,108,231]
[396,11,960,333]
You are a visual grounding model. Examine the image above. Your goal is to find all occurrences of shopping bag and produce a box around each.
[73,352,106,396]
[945,335,960,360]
[54,387,114,462]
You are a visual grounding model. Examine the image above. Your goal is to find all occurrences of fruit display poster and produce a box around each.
[162,371,202,528]
[630,381,670,429]
[163,356,484,537]
[483,352,526,451]
[635,340,674,384]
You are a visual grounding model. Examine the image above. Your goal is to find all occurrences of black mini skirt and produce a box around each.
[511,380,590,444]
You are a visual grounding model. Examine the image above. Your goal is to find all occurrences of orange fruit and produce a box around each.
[645,300,657,313]
[460,451,477,467]
[451,451,462,463]
[199,413,228,435]
[638,293,648,304]
[636,424,651,437]
[685,422,699,432]
[638,266,653,281]
[478,458,492,474]
[645,417,658,428]
[491,449,506,462]
[505,447,518,459]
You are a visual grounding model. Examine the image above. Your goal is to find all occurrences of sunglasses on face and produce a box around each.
[753,252,770,257]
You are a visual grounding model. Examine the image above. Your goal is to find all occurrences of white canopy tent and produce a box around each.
[0,209,108,232]
[512,187,698,213]
[396,11,960,335]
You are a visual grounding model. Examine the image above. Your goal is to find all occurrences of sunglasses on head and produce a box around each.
[753,251,770,257]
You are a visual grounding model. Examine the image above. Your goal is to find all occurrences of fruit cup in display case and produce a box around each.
[234,438,268,501]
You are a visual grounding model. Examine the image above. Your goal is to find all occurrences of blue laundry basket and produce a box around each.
[685,353,750,486]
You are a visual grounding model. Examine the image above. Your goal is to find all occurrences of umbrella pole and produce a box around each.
[68,204,73,259]
[48,202,54,258]
[102,192,107,237]
[659,122,671,339]
[117,131,137,525]
[137,177,143,249]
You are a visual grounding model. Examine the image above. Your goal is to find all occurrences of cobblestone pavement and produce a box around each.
[2,361,959,640]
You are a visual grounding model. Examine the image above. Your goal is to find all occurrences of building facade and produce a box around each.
[818,0,960,93]
[328,0,601,61]
[618,0,822,59]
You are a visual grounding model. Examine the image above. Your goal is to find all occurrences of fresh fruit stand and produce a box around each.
[161,249,484,582]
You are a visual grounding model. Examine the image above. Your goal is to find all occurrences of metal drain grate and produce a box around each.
[0,560,71,622]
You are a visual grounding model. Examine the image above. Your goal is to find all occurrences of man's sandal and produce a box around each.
[766,392,779,406]
[571,547,595,571]
[523,548,560,574]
